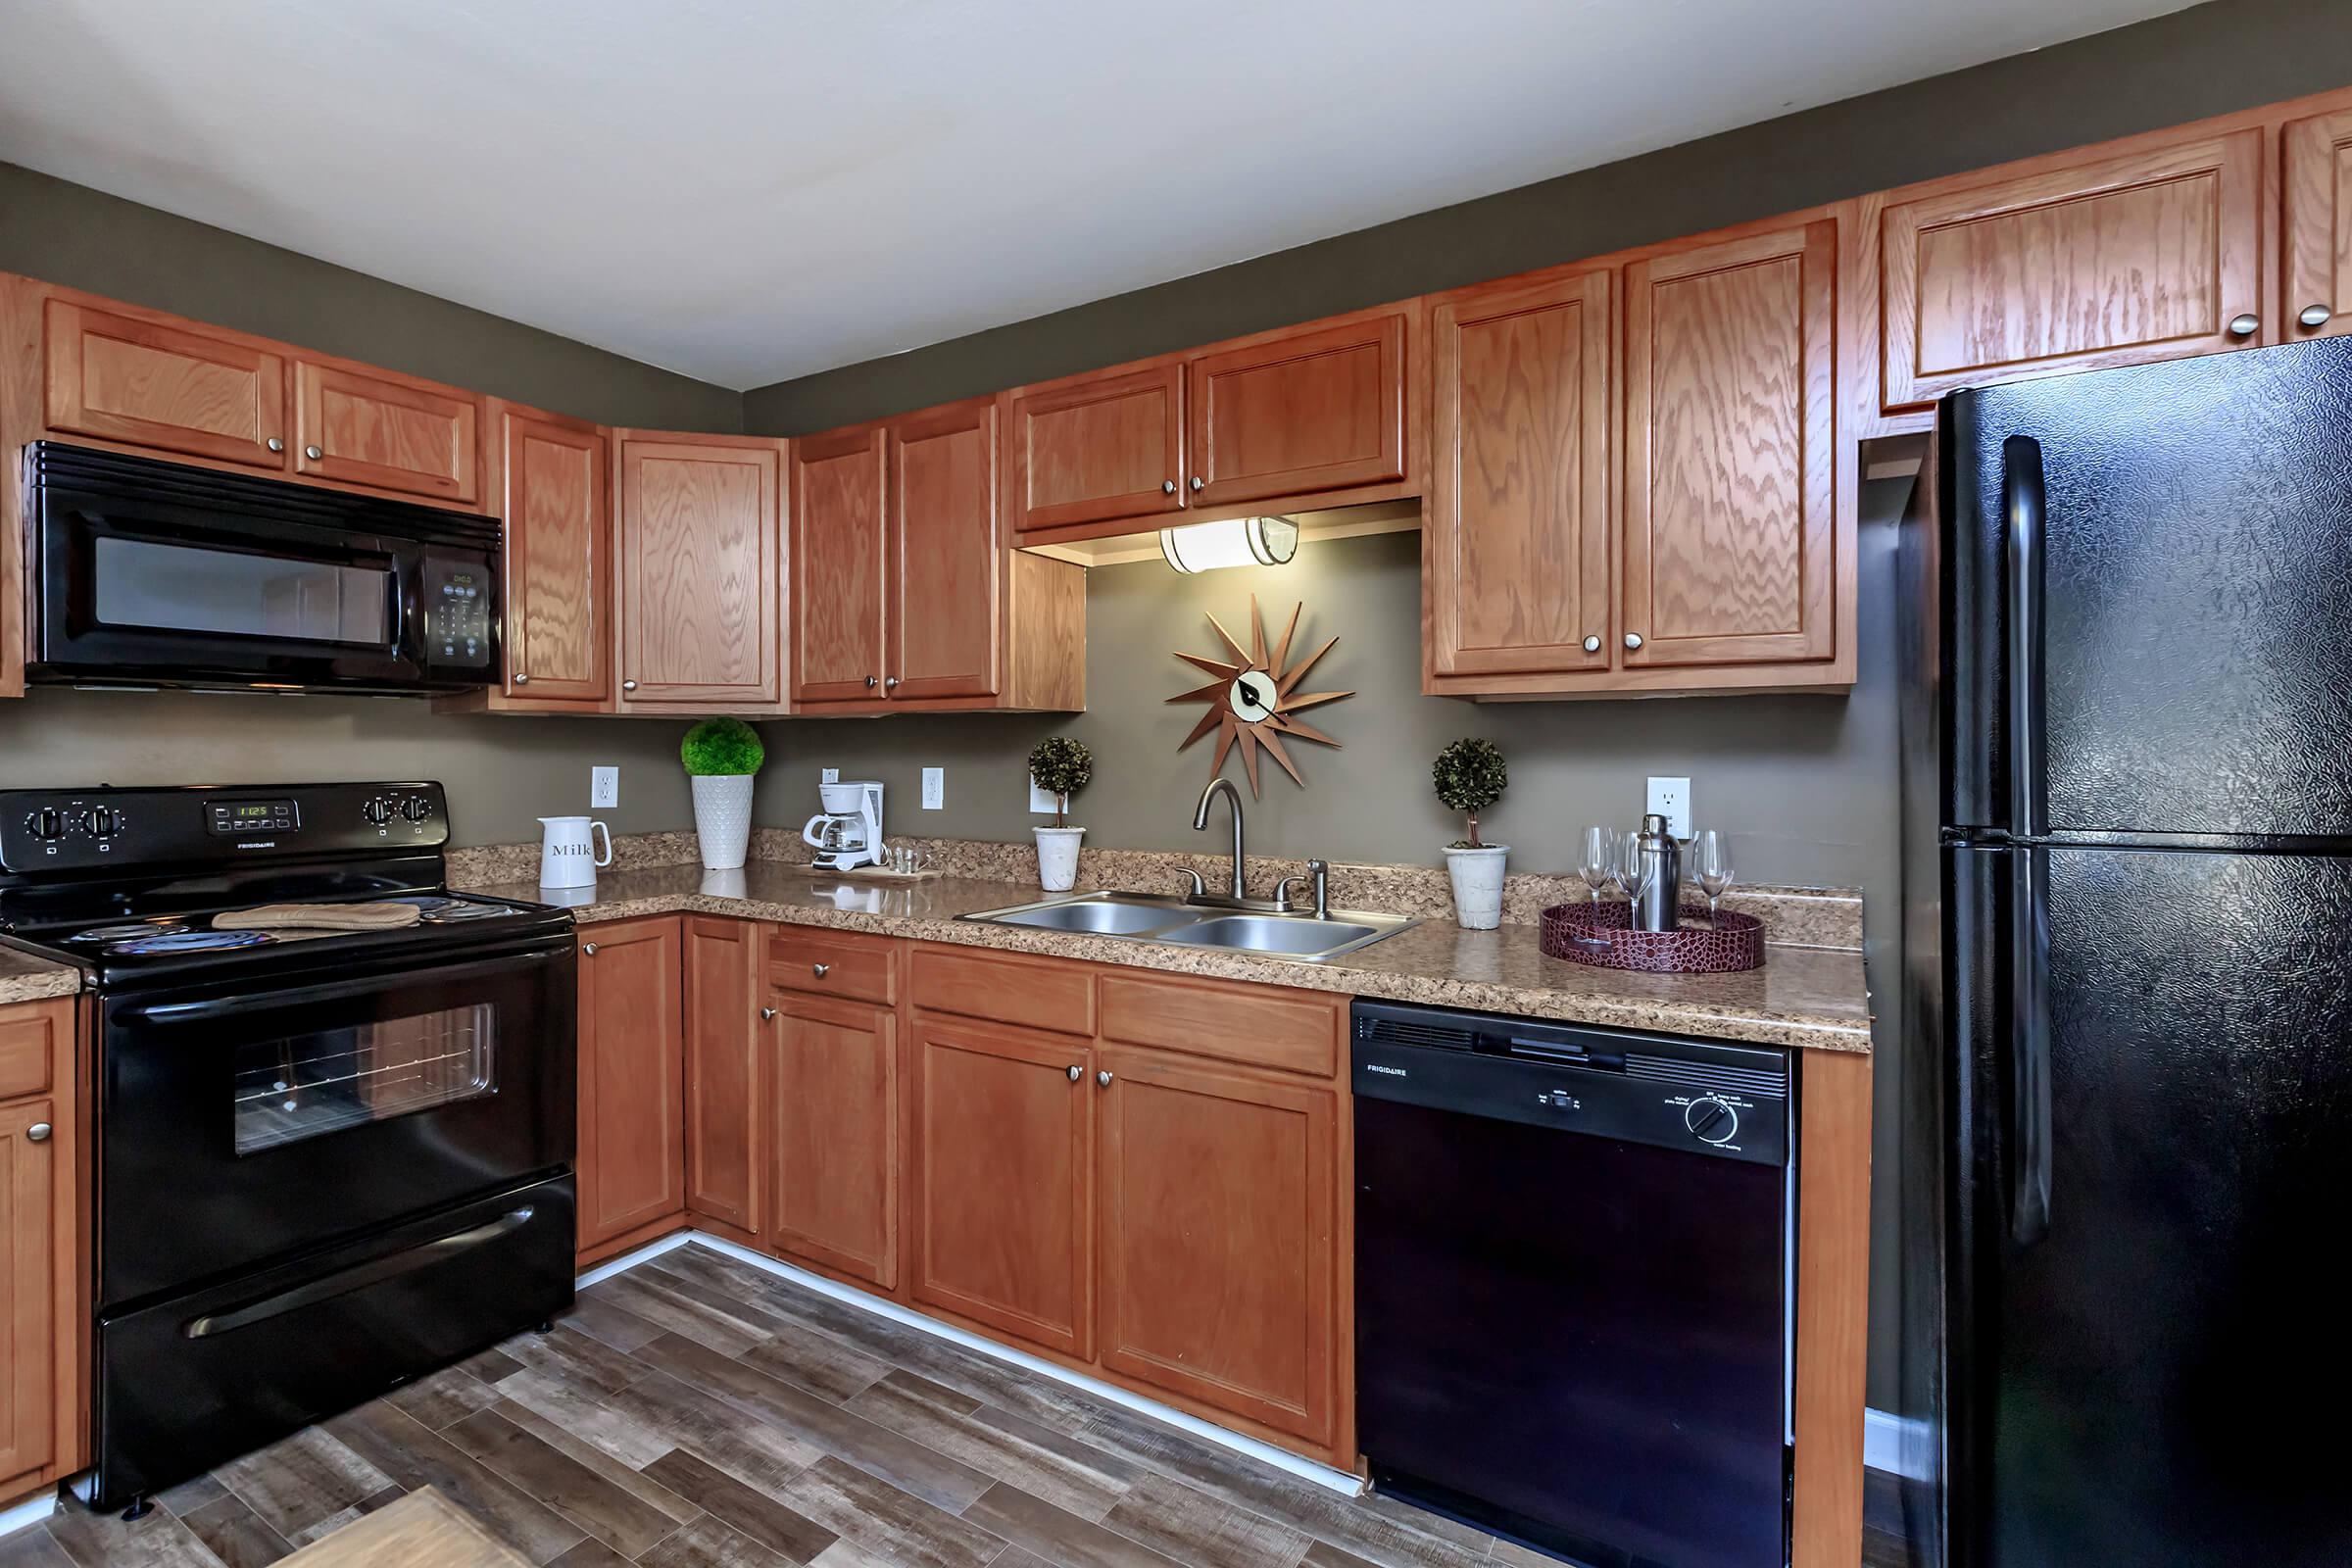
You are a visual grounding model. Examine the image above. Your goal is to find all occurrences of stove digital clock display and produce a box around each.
[208,798,299,834]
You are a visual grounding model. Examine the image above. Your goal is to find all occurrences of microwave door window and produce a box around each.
[93,535,392,646]
[232,1003,497,1154]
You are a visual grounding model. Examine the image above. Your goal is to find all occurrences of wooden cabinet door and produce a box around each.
[790,426,887,705]
[1005,365,1184,533]
[1427,269,1613,679]
[617,437,782,709]
[577,919,685,1250]
[683,918,760,1236]
[1095,1052,1338,1446]
[1623,221,1837,672]
[293,361,480,504]
[767,991,898,1289]
[888,398,1000,702]
[43,298,287,469]
[0,1097,59,1485]
[1880,128,2263,408]
[908,1012,1091,1357]
[500,410,609,705]
[1186,310,1407,509]
[2284,108,2352,344]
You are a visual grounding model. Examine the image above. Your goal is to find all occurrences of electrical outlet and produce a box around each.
[590,766,619,809]
[922,766,945,810]
[1029,773,1059,814]
[1646,776,1691,839]
[821,766,840,784]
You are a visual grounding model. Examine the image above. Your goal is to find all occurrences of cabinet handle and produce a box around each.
[1625,632,1644,651]
[760,1006,778,1020]
[513,672,529,684]
[811,962,830,978]
[621,680,638,692]
[267,438,285,454]
[25,1123,50,1144]
[864,675,878,689]
[1162,479,1177,495]
[1097,1070,1113,1088]
[2228,314,2260,338]
[1582,635,1601,654]
[2300,304,2333,330]
[1189,476,1204,492]
[304,444,324,460]
[582,943,598,956]
[1066,1064,1083,1082]
[884,676,900,690]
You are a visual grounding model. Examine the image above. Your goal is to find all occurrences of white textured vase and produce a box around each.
[692,774,755,869]
[1034,826,1085,892]
[1443,845,1509,930]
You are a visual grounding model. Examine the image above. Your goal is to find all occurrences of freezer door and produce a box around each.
[1942,337,2352,839]
[1947,843,2352,1568]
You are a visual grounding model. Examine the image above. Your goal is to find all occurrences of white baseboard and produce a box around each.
[1865,1407,1934,1481]
[0,1492,56,1538]
[591,1229,1364,1497]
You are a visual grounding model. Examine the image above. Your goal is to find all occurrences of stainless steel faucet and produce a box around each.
[1192,777,1248,900]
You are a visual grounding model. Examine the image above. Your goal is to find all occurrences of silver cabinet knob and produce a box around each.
[811,962,829,978]
[2300,304,2333,330]
[267,438,285,453]
[621,680,638,692]
[304,444,324,460]
[1066,1064,1083,1082]
[1097,1070,1113,1088]
[884,676,900,689]
[864,675,878,688]
[582,942,597,956]
[25,1123,50,1144]
[1189,476,1204,491]
[2228,314,2260,338]
[1162,479,1177,494]
[513,672,529,684]
[760,1006,778,1020]
[1625,632,1644,651]
[1582,635,1601,654]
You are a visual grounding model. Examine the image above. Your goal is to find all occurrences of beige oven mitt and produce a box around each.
[213,903,423,932]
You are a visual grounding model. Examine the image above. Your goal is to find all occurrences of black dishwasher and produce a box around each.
[1352,1000,1791,1568]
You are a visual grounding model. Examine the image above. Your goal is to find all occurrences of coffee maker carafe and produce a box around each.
[803,780,885,871]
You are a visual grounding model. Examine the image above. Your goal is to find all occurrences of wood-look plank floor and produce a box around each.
[2,1243,1562,1568]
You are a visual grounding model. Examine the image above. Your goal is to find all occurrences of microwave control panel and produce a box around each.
[423,564,495,671]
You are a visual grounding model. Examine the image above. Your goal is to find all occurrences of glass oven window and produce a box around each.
[233,1004,495,1154]
[93,536,391,645]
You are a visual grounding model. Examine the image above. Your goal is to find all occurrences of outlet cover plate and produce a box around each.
[1029,774,1059,814]
[921,767,945,810]
[821,766,840,784]
[1646,776,1691,840]
[590,766,619,809]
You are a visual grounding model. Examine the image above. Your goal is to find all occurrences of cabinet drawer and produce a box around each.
[0,1001,68,1101]
[910,945,1094,1037]
[769,928,898,1004]
[1099,972,1342,1078]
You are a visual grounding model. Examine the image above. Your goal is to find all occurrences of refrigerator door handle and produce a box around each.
[2008,847,2053,1245]
[2003,434,2048,839]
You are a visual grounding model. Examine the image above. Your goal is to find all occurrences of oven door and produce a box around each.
[99,940,575,1310]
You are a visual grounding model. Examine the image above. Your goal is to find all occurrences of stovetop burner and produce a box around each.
[105,929,270,956]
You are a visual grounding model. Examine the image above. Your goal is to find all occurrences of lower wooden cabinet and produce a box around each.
[907,1010,1093,1359]
[766,989,897,1289]
[0,998,81,1497]
[576,917,686,1253]
[683,918,760,1236]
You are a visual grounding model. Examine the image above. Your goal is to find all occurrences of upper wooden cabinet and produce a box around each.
[494,404,610,708]
[577,918,686,1253]
[292,359,480,505]
[615,433,785,711]
[888,397,1001,701]
[791,425,889,705]
[2284,107,2352,343]
[1006,364,1184,534]
[1624,220,1838,674]
[43,298,288,469]
[1878,127,2265,410]
[1187,310,1408,508]
[1426,267,1614,681]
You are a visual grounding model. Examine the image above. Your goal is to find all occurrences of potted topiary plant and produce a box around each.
[681,716,764,871]
[1433,737,1509,929]
[1027,735,1093,892]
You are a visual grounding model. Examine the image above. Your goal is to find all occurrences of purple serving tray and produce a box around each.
[1539,900,1765,973]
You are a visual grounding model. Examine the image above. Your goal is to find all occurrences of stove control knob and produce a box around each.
[27,808,65,842]
[363,797,394,825]
[1684,1095,1740,1146]
[89,808,120,838]
[401,796,432,822]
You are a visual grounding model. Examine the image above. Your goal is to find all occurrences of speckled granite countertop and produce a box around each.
[0,944,81,1005]
[466,862,1873,1054]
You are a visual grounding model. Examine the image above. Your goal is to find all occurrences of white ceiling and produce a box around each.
[0,0,2188,391]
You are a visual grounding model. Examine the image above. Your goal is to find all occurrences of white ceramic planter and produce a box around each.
[692,774,755,869]
[1443,844,1510,930]
[1034,826,1086,892]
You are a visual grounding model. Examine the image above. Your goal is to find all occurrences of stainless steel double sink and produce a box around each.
[958,890,1416,962]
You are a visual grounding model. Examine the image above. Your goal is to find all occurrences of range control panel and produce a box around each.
[0,782,449,873]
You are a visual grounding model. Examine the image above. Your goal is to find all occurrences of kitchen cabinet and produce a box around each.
[2283,106,2352,343]
[1005,364,1184,533]
[1425,266,1614,681]
[1186,309,1408,509]
[470,403,610,710]
[576,918,686,1255]
[888,397,1001,701]
[683,918,760,1237]
[908,1010,1093,1358]
[0,998,79,1497]
[42,296,288,470]
[1622,220,1838,674]
[1877,127,2264,410]
[765,989,898,1289]
[1095,1048,1338,1446]
[790,424,888,704]
[292,357,480,505]
[614,432,785,712]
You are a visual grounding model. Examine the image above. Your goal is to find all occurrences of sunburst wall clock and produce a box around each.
[1168,596,1352,797]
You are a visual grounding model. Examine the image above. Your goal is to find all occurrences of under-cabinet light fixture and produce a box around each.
[1158,514,1299,573]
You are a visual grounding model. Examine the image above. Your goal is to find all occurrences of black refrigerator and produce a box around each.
[1903,335,2352,1568]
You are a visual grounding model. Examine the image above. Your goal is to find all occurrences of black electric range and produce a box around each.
[0,782,578,1515]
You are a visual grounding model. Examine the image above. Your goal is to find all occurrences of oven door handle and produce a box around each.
[116,948,562,1025]
[181,1205,536,1338]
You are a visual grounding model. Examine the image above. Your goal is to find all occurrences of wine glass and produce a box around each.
[1578,827,1617,903]
[1614,832,1654,911]
[1691,830,1736,926]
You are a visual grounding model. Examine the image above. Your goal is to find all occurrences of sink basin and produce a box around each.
[1156,915,1384,956]
[982,898,1193,936]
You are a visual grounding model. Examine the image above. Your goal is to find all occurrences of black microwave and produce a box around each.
[24,442,500,695]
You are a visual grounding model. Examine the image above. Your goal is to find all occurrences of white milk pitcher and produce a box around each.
[539,815,612,890]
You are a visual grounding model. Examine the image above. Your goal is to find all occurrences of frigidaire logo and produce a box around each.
[1366,1063,1408,1077]
[233,841,277,851]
